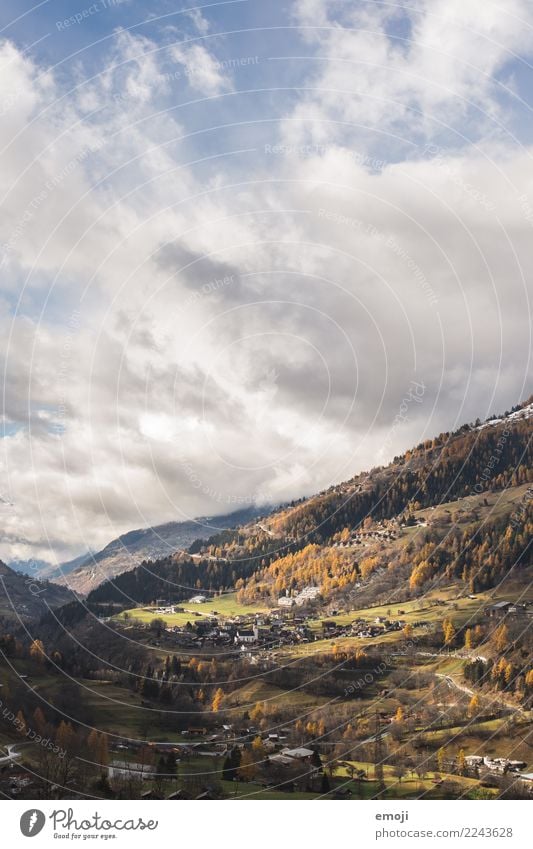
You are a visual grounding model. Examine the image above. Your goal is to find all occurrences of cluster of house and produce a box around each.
[278,586,321,607]
[464,755,533,791]
[332,526,397,549]
[319,614,425,641]
[0,770,34,797]
[151,595,208,616]
[158,612,318,650]
[108,727,317,781]
[112,722,317,751]
[464,755,527,775]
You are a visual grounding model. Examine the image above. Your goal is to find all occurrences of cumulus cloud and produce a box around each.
[169,42,233,95]
[0,2,532,563]
[288,0,533,146]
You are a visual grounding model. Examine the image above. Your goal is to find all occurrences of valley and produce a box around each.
[0,400,531,800]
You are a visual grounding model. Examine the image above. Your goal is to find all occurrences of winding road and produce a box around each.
[0,743,24,765]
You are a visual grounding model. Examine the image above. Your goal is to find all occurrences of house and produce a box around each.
[278,596,296,607]
[141,789,161,800]
[166,789,192,800]
[485,601,513,617]
[281,747,315,761]
[108,761,157,780]
[465,755,484,767]
[508,760,527,771]
[269,753,294,767]
[235,628,258,644]
[482,757,526,773]
[189,595,207,604]
[295,586,321,605]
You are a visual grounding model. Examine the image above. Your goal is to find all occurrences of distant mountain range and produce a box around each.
[7,397,532,603]
[11,506,267,596]
[8,552,91,579]
[83,395,532,612]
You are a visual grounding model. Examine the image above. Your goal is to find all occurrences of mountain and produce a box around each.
[81,395,532,611]
[0,560,72,622]
[50,506,268,595]
[7,557,52,576]
[7,551,91,580]
[7,396,533,804]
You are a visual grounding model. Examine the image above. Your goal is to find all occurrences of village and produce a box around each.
[100,723,533,798]
[127,587,430,653]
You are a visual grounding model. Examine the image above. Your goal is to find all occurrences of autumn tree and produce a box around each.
[468,693,480,717]
[251,736,266,762]
[394,706,405,723]
[250,701,264,722]
[409,560,434,590]
[29,639,46,663]
[211,688,224,712]
[493,623,509,653]
[15,710,26,736]
[442,619,456,646]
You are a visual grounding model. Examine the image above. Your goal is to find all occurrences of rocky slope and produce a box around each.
[50,506,266,595]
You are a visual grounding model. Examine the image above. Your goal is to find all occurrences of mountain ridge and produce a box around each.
[48,505,269,595]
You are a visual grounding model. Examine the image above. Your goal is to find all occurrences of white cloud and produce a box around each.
[0,6,532,563]
[287,0,533,146]
[169,42,232,95]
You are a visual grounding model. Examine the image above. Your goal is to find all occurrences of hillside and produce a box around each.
[49,506,266,595]
[70,397,532,616]
[1,397,531,802]
[0,560,72,622]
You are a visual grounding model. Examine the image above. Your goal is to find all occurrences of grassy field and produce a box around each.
[223,677,328,712]
[115,592,267,627]
[334,759,495,798]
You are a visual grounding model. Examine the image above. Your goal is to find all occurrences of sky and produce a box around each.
[0,0,532,564]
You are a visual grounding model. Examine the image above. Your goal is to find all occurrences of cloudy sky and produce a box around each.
[0,0,532,563]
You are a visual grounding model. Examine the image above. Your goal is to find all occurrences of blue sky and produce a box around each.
[0,1,532,562]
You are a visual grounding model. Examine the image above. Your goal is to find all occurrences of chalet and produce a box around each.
[269,753,294,767]
[166,789,192,800]
[295,586,321,605]
[108,761,157,780]
[485,601,513,617]
[278,596,296,607]
[465,755,484,767]
[482,757,526,773]
[281,746,315,761]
